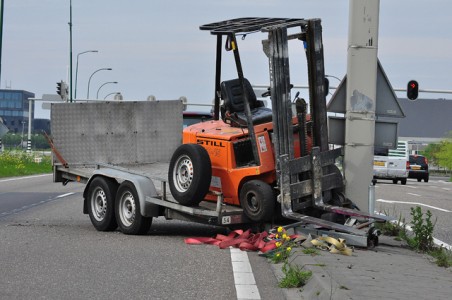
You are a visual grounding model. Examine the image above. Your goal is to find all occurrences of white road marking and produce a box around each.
[56,192,75,198]
[433,237,452,251]
[0,192,77,219]
[0,174,51,183]
[377,199,451,213]
[442,188,451,191]
[230,248,261,300]
[407,193,421,197]
[404,185,417,189]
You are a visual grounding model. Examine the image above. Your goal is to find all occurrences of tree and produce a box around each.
[436,139,452,171]
[432,131,452,179]
[422,143,442,167]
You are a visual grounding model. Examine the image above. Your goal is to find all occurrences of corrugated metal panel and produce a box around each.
[51,101,183,165]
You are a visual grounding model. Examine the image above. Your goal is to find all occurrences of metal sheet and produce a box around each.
[328,116,398,149]
[51,101,183,165]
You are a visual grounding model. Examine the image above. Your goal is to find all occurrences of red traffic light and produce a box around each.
[407,80,419,100]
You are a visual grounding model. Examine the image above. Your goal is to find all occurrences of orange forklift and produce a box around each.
[168,17,389,237]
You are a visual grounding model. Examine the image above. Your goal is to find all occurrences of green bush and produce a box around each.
[278,262,312,288]
[407,206,435,252]
[1,133,50,150]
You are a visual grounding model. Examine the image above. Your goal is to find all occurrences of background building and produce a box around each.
[395,98,452,153]
[0,89,35,134]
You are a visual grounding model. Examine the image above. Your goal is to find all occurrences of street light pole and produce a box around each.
[104,92,121,100]
[69,0,73,102]
[87,68,112,99]
[0,0,5,84]
[75,50,98,99]
[96,81,118,99]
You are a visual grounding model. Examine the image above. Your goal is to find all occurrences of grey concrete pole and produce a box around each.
[344,0,380,212]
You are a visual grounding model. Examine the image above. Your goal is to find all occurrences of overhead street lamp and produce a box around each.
[75,50,98,100]
[87,68,112,99]
[97,81,118,99]
[325,75,342,96]
[104,92,121,100]
[325,74,342,83]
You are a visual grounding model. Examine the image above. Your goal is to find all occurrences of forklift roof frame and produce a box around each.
[200,18,312,166]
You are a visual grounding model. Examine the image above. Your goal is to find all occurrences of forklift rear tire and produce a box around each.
[240,180,275,222]
[169,144,212,206]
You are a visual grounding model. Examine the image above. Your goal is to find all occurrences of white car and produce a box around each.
[373,141,409,185]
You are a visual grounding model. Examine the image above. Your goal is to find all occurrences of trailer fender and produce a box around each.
[83,169,160,218]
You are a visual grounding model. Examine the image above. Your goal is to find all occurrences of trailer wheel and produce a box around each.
[240,180,275,222]
[115,181,152,235]
[169,144,212,206]
[87,177,118,231]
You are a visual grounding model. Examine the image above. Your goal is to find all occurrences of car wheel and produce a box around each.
[392,179,398,184]
[240,180,275,222]
[401,179,407,185]
[424,176,429,183]
[417,178,422,182]
[87,177,118,231]
[115,181,152,235]
[168,144,212,206]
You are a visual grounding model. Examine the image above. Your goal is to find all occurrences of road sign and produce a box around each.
[328,116,398,149]
[42,94,64,101]
[327,60,405,118]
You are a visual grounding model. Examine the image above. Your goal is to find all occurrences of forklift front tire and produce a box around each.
[169,144,212,206]
[240,180,275,222]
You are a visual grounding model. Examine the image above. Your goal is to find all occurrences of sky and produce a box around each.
[2,0,452,119]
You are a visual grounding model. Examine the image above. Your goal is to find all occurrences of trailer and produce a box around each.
[51,100,247,235]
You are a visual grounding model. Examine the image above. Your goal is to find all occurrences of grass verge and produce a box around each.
[0,151,52,178]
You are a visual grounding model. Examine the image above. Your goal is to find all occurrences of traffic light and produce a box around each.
[61,82,68,100]
[56,81,62,97]
[407,80,419,100]
[56,80,68,101]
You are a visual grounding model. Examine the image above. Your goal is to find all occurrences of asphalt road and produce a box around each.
[375,176,452,247]
[0,174,81,218]
[1,174,450,299]
[0,175,283,300]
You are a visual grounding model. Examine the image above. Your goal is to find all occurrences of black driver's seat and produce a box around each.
[220,78,272,127]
